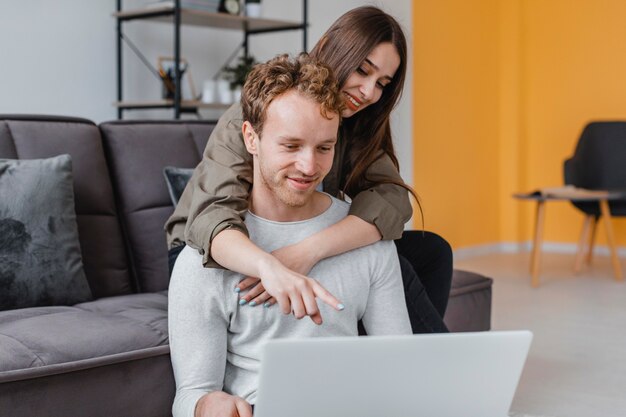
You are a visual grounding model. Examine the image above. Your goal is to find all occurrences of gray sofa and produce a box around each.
[0,115,492,417]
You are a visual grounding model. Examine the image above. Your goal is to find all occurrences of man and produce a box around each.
[168,54,411,417]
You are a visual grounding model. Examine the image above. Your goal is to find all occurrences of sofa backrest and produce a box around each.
[0,115,134,298]
[99,120,213,293]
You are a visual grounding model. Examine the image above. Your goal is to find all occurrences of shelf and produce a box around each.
[114,0,308,119]
[113,100,231,111]
[113,6,304,33]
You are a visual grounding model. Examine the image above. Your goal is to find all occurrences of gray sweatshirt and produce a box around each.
[168,195,411,417]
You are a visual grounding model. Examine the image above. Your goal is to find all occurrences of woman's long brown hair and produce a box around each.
[310,7,422,221]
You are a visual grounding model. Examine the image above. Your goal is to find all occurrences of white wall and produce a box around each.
[0,1,117,121]
[0,0,412,184]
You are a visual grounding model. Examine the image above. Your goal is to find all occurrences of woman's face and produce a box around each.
[340,42,401,118]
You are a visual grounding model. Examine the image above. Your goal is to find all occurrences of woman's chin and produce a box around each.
[341,108,357,118]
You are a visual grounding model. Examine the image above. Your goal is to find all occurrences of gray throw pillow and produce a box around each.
[163,166,194,206]
[0,154,92,310]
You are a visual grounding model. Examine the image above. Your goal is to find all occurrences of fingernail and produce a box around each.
[264,302,271,308]
[239,299,247,306]
[234,287,241,293]
[249,301,257,307]
[337,303,345,311]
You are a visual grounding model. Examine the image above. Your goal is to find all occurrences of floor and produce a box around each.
[455,251,626,417]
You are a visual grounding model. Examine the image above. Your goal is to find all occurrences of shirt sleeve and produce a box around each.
[360,241,412,335]
[168,249,230,417]
[167,103,253,267]
[347,153,413,241]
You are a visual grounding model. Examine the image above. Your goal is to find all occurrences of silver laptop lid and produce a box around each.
[255,331,532,417]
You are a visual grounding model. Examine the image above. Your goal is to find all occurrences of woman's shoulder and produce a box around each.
[215,102,244,132]
[205,103,248,155]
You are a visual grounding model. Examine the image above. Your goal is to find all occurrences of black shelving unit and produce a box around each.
[114,0,308,119]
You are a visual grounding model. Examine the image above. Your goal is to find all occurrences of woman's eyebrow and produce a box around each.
[364,58,378,70]
[365,58,393,80]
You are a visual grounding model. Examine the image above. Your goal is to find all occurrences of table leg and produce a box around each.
[574,215,593,274]
[530,201,546,287]
[586,216,598,265]
[599,199,623,281]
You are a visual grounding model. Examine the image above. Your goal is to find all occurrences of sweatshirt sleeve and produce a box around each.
[168,249,230,417]
[168,103,253,268]
[347,153,413,241]
[360,241,412,335]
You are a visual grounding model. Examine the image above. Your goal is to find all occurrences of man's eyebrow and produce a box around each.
[365,58,394,81]
[278,136,337,143]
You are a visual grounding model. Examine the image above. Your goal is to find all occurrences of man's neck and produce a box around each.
[248,191,332,222]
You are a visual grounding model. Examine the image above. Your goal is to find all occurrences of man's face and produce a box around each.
[244,90,339,208]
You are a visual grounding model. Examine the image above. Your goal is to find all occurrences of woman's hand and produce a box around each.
[212,229,343,324]
[236,215,380,311]
[252,255,342,325]
[236,241,320,308]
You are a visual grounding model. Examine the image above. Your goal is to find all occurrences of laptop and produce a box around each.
[254,330,532,417]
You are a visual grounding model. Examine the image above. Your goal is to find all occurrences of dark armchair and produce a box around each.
[564,121,626,268]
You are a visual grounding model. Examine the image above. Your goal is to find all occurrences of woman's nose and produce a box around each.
[359,80,376,101]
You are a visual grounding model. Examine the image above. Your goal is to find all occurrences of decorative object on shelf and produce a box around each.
[245,0,261,18]
[147,0,221,12]
[222,54,257,103]
[218,0,241,15]
[222,55,257,88]
[158,56,197,100]
[201,80,217,103]
[217,79,233,104]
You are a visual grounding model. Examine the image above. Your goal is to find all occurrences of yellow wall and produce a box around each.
[412,0,501,248]
[413,0,626,248]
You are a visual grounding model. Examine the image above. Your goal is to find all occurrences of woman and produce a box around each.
[165,6,452,333]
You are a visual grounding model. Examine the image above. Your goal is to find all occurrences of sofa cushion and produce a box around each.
[0,292,168,374]
[0,116,133,298]
[99,121,214,293]
[0,154,92,310]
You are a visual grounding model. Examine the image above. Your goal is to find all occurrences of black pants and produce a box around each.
[395,231,453,318]
[168,230,452,334]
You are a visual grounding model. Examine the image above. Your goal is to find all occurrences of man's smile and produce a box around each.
[286,176,318,191]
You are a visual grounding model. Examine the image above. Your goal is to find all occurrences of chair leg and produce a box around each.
[586,215,598,265]
[574,215,593,274]
[599,200,623,281]
[530,201,546,287]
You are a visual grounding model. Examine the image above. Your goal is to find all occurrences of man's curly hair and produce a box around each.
[241,53,344,136]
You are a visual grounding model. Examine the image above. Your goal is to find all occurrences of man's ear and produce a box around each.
[242,121,259,155]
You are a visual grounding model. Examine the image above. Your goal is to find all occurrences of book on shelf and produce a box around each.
[144,0,221,12]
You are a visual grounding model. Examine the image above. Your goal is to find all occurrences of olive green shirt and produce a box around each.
[165,103,412,267]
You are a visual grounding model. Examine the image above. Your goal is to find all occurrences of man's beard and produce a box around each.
[258,161,317,208]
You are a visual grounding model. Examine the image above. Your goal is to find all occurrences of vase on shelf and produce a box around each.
[245,0,261,18]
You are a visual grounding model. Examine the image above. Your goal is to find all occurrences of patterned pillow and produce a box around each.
[0,154,92,310]
[163,166,194,206]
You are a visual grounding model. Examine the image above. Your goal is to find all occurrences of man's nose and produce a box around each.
[295,150,317,176]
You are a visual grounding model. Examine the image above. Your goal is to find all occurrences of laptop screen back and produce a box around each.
[254,331,532,417]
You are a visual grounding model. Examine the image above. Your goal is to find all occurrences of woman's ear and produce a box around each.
[242,121,259,155]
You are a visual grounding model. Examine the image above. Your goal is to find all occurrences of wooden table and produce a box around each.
[513,188,626,287]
